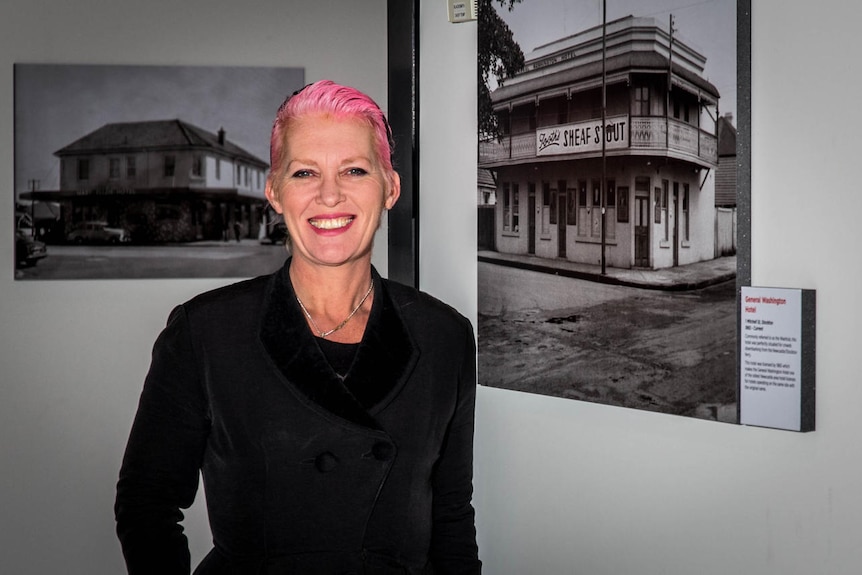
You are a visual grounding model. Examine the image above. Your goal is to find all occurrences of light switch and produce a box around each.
[447,0,477,23]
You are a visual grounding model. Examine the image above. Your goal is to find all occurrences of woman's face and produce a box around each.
[266,113,400,270]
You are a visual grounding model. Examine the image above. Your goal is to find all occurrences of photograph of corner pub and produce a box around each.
[13,64,302,280]
[478,0,739,422]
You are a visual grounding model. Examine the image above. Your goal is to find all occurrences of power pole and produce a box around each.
[28,179,40,237]
[600,0,607,275]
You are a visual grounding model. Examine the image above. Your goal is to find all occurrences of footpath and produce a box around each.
[478,250,737,291]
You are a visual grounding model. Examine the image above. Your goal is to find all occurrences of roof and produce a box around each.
[478,168,496,189]
[492,51,720,106]
[717,115,737,157]
[54,119,268,168]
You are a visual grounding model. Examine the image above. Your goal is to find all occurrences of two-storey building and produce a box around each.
[34,119,269,242]
[479,15,721,270]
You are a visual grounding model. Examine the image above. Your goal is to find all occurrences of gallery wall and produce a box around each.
[421,2,861,575]
[0,1,388,572]
[2,1,861,575]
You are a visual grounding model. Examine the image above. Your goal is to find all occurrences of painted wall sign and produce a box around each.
[536,115,629,157]
[739,286,816,431]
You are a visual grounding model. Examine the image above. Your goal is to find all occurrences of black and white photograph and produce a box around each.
[477,0,740,422]
[13,63,304,279]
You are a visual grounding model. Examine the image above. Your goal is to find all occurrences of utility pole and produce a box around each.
[667,14,675,149]
[28,179,39,237]
[600,0,607,275]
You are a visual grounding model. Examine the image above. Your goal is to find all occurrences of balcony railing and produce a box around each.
[480,115,717,167]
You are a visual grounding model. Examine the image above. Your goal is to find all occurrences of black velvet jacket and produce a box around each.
[115,262,480,574]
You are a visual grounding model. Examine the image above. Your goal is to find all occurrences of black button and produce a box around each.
[314,451,338,472]
[371,441,395,461]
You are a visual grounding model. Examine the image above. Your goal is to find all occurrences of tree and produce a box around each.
[478,0,525,141]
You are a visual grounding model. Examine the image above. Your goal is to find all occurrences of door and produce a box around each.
[672,182,679,267]
[557,191,567,258]
[528,189,536,255]
[635,195,650,267]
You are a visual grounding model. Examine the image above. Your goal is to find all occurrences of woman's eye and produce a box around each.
[291,169,313,178]
[346,167,368,176]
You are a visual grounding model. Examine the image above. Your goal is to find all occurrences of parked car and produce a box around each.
[260,221,289,245]
[15,231,48,268]
[67,221,131,244]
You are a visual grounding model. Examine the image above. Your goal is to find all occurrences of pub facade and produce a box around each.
[31,119,270,243]
[479,15,722,270]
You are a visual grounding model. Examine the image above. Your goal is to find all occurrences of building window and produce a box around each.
[126,156,136,177]
[654,187,662,224]
[502,183,511,231]
[617,186,630,223]
[109,158,120,179]
[577,180,588,236]
[567,186,577,226]
[77,159,89,181]
[192,155,203,177]
[633,86,650,116]
[216,158,221,179]
[164,155,176,177]
[542,182,552,232]
[512,184,520,232]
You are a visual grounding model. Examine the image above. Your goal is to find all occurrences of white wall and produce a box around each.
[0,1,386,573]
[2,2,861,575]
[419,2,862,575]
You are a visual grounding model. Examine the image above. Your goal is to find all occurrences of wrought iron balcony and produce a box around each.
[479,115,717,168]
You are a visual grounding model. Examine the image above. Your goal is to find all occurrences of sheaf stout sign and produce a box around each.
[536,115,628,156]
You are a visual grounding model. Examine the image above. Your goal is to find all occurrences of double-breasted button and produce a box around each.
[314,451,339,472]
[371,441,395,462]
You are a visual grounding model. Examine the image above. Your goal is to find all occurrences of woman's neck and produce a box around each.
[289,258,374,343]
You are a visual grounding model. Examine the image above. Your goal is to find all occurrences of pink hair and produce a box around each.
[268,80,394,182]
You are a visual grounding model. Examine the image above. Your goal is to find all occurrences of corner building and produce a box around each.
[479,16,721,270]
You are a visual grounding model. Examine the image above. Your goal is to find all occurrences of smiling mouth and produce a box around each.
[309,216,354,230]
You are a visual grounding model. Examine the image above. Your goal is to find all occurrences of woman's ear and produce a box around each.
[384,171,401,210]
[265,178,283,214]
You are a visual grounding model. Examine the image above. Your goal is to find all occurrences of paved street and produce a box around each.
[478,261,738,422]
[14,240,289,280]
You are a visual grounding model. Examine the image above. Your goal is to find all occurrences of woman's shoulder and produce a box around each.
[181,272,276,318]
[381,278,472,335]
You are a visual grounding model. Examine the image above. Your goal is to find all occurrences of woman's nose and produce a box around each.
[317,175,344,206]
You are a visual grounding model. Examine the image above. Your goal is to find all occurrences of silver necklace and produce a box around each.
[296,280,374,338]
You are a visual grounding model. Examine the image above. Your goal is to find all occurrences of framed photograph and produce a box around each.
[477,0,750,423]
[13,64,304,280]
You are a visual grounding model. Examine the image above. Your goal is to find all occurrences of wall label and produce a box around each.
[739,286,816,432]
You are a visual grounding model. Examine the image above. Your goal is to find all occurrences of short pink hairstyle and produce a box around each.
[268,80,395,182]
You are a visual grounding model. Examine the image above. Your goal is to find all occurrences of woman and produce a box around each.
[115,80,481,574]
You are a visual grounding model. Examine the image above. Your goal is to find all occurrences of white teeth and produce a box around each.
[310,216,353,230]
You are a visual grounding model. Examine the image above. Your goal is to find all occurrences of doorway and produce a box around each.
[635,195,650,267]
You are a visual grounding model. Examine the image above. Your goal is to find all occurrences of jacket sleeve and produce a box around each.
[114,306,210,575]
[429,317,482,574]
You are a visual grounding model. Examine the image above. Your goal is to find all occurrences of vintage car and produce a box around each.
[15,231,48,268]
[67,221,132,244]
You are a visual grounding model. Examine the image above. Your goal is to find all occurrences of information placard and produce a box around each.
[739,287,815,431]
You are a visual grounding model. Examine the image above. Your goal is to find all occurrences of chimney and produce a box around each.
[218,127,225,145]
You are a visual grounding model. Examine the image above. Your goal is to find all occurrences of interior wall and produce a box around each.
[418,1,862,574]
[0,1,386,573]
[2,1,861,575]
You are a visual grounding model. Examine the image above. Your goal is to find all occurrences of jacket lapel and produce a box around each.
[259,262,418,430]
